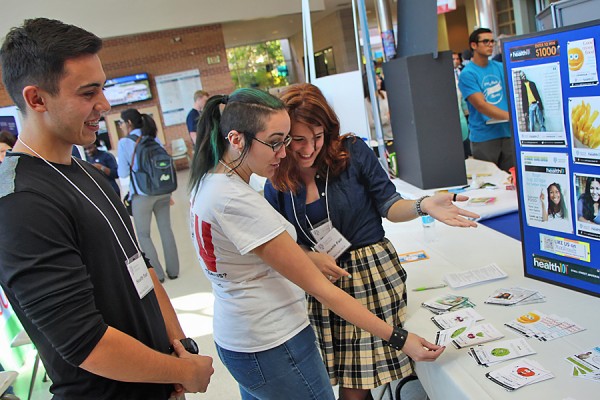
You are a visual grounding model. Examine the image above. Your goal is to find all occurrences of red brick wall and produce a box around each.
[0,23,234,155]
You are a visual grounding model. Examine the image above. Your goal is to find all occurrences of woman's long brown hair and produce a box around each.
[270,83,352,193]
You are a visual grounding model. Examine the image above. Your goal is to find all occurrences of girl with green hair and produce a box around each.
[189,88,444,400]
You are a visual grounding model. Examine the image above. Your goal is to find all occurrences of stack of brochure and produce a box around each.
[435,321,475,346]
[469,338,536,367]
[504,311,585,341]
[431,308,484,330]
[484,287,546,306]
[564,346,600,383]
[421,294,475,314]
[485,358,554,391]
[443,263,508,289]
[451,323,505,349]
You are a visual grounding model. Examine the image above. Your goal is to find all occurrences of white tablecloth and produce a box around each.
[383,218,600,400]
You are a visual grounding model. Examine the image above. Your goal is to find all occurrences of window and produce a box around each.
[314,48,336,78]
[226,40,289,90]
[496,0,516,35]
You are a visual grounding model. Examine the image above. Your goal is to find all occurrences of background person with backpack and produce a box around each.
[117,108,180,282]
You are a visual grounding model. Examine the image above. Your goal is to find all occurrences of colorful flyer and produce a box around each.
[486,358,554,391]
[452,323,505,348]
[570,97,600,165]
[539,233,591,262]
[521,152,573,234]
[397,250,428,263]
[470,338,536,367]
[512,63,567,146]
[568,38,599,87]
[574,173,600,240]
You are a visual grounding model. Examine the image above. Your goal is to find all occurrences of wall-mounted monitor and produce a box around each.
[0,116,18,137]
[104,73,153,107]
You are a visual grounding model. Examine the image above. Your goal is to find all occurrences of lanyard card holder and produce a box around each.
[126,253,154,299]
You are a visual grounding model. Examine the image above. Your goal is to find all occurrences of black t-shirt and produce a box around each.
[0,153,172,399]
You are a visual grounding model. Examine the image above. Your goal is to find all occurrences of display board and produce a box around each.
[504,20,600,298]
[155,69,202,127]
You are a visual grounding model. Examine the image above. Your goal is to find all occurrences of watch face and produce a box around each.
[181,338,199,354]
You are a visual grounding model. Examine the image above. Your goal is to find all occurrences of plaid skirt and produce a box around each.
[307,237,413,389]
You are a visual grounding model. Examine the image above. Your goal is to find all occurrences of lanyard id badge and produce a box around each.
[126,253,154,299]
[310,220,333,242]
[313,227,351,260]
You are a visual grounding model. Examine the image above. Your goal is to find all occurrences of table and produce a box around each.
[383,217,600,400]
[479,212,521,241]
[0,371,17,397]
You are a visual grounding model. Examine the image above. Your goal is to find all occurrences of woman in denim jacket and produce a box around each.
[265,83,478,400]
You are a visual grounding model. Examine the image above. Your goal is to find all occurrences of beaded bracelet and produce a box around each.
[415,195,430,217]
[387,326,408,350]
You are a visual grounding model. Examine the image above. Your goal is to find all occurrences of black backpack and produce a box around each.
[128,134,177,196]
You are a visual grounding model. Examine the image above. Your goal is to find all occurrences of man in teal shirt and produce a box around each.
[459,28,514,171]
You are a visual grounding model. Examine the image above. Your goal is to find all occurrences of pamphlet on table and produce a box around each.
[485,358,554,391]
[421,294,475,314]
[469,338,536,367]
[484,287,546,306]
[444,263,508,289]
[504,311,585,341]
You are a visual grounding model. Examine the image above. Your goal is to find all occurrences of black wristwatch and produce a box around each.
[169,338,199,354]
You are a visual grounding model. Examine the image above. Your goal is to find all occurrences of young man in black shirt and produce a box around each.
[0,18,213,399]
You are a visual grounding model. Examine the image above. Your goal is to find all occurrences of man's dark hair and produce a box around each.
[469,27,493,47]
[0,18,102,113]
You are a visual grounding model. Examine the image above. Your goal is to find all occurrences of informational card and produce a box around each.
[431,308,484,329]
[568,38,599,87]
[521,152,573,233]
[486,358,554,391]
[397,250,428,263]
[569,97,600,164]
[443,263,508,289]
[421,294,474,314]
[452,323,505,349]
[467,197,496,206]
[573,173,600,240]
[539,233,591,262]
[469,338,536,367]
[504,311,585,341]
[435,321,475,346]
[565,346,600,382]
[512,63,567,146]
[485,287,540,306]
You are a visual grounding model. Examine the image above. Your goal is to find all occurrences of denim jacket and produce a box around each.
[264,136,402,250]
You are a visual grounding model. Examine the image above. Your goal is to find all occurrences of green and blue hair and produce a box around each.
[189,88,285,191]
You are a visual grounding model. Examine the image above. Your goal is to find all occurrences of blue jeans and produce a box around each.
[528,102,546,132]
[216,325,335,400]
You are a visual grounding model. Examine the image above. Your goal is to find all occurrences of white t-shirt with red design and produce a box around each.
[190,172,309,352]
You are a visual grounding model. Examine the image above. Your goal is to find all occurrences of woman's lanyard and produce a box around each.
[18,139,140,261]
[291,167,331,247]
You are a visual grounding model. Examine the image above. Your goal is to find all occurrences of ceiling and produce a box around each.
[222,0,382,48]
[0,0,384,49]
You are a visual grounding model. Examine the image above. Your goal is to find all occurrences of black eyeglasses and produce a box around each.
[477,39,496,46]
[252,135,292,152]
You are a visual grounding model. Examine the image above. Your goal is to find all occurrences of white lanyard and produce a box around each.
[291,167,331,246]
[18,140,140,260]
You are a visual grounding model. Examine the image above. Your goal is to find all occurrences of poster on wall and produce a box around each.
[567,38,599,87]
[504,20,600,298]
[574,173,600,240]
[521,151,573,234]
[512,63,567,146]
[155,69,202,126]
[570,96,600,164]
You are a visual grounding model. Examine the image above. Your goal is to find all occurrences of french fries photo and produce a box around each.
[571,99,600,148]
